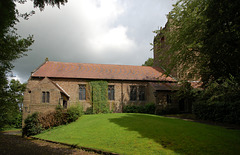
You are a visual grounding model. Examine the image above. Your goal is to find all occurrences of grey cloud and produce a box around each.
[13,0,177,83]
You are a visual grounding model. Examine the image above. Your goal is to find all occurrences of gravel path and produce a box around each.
[0,131,97,155]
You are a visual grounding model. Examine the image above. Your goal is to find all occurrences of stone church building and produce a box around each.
[23,60,179,120]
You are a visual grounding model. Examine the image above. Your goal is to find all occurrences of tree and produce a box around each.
[0,0,68,89]
[201,0,240,84]
[0,79,26,129]
[142,58,154,66]
[0,0,67,129]
[156,0,240,85]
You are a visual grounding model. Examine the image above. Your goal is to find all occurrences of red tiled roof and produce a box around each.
[32,61,175,82]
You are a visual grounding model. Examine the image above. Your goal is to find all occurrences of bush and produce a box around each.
[54,106,68,126]
[123,103,156,114]
[192,77,240,124]
[38,109,68,130]
[144,103,156,114]
[22,113,43,137]
[23,104,84,136]
[13,112,22,128]
[67,104,83,123]
[156,107,179,115]
[84,107,93,115]
[193,101,240,124]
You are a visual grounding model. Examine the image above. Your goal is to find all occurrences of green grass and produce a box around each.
[34,113,240,155]
[1,127,21,132]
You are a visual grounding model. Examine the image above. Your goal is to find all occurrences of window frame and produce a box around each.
[138,86,146,101]
[42,92,45,103]
[108,85,115,100]
[79,85,86,100]
[130,86,137,101]
[42,91,50,103]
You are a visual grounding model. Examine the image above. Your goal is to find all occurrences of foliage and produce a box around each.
[154,0,240,124]
[90,81,110,114]
[84,107,93,115]
[193,101,240,124]
[201,0,240,84]
[142,58,153,66]
[155,0,207,80]
[0,0,67,131]
[35,113,240,155]
[172,81,199,114]
[31,0,68,11]
[174,81,198,101]
[67,103,83,123]
[155,107,179,115]
[193,77,240,124]
[0,79,26,129]
[14,112,23,128]
[155,0,240,85]
[0,0,34,90]
[123,103,155,114]
[22,112,43,137]
[23,104,83,136]
[38,107,67,129]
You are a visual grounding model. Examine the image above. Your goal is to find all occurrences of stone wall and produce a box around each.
[23,76,180,124]
[52,79,155,112]
[23,77,159,121]
[23,77,61,123]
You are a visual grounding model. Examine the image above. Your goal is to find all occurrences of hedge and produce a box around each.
[23,104,83,137]
[123,103,155,114]
[193,100,240,124]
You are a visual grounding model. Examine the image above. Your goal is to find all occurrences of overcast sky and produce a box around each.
[12,0,177,83]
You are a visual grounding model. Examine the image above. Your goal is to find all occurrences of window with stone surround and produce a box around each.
[42,91,50,103]
[130,86,137,101]
[108,85,115,100]
[139,86,146,101]
[79,85,86,100]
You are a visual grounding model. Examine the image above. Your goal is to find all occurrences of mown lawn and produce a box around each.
[34,113,240,155]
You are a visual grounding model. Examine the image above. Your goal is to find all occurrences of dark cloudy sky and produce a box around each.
[12,0,177,83]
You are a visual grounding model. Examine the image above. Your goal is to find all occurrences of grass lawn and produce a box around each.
[34,113,240,155]
[1,128,21,132]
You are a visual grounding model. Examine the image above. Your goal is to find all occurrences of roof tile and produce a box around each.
[32,61,175,82]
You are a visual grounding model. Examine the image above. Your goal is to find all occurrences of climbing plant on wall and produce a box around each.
[90,81,109,114]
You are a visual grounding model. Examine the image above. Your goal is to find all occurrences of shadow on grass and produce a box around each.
[108,113,239,155]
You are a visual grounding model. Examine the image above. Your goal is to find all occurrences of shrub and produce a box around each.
[192,77,240,124]
[123,103,156,114]
[67,104,83,123]
[155,107,179,115]
[84,107,93,115]
[193,101,240,124]
[38,110,68,129]
[22,112,43,137]
[144,103,156,114]
[54,106,68,126]
[23,104,83,136]
[13,112,22,128]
